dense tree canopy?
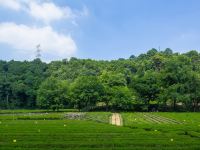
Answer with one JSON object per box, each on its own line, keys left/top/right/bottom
{"left": 1, "top": 49, "right": 200, "bottom": 111}
{"left": 37, "top": 77, "right": 69, "bottom": 111}
{"left": 70, "top": 76, "right": 104, "bottom": 110}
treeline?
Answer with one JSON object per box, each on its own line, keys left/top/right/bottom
{"left": 1, "top": 48, "right": 200, "bottom": 111}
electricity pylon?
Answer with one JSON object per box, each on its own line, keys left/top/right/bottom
{"left": 36, "top": 44, "right": 41, "bottom": 59}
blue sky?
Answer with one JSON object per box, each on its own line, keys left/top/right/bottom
{"left": 0, "top": 0, "right": 200, "bottom": 61}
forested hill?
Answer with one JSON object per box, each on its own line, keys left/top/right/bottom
{"left": 1, "top": 48, "right": 200, "bottom": 112}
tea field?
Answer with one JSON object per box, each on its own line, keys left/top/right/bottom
{"left": 0, "top": 111, "right": 200, "bottom": 150}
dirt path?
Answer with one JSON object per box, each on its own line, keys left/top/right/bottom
{"left": 111, "top": 113, "right": 123, "bottom": 126}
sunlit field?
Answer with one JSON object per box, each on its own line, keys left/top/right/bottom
{"left": 1, "top": 0, "right": 200, "bottom": 149}
{"left": 1, "top": 111, "right": 200, "bottom": 150}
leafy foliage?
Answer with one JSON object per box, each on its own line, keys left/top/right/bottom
{"left": 1, "top": 49, "right": 200, "bottom": 111}
{"left": 37, "top": 77, "right": 69, "bottom": 111}
{"left": 70, "top": 76, "right": 104, "bottom": 110}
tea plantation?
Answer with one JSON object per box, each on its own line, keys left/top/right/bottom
{"left": 0, "top": 111, "right": 200, "bottom": 150}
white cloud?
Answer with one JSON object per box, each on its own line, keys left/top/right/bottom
{"left": 0, "top": 22, "right": 77, "bottom": 60}
{"left": 0, "top": 0, "right": 21, "bottom": 10}
{"left": 0, "top": 0, "right": 89, "bottom": 24}
{"left": 28, "top": 1, "right": 74, "bottom": 23}
{"left": 0, "top": 1, "right": 89, "bottom": 60}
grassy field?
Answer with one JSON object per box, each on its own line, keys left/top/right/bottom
{"left": 0, "top": 110, "right": 200, "bottom": 150}
{"left": 0, "top": 109, "right": 78, "bottom": 114}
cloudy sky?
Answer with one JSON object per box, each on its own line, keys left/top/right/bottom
{"left": 0, "top": 0, "right": 200, "bottom": 61}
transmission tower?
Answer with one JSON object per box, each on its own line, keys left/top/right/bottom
{"left": 36, "top": 44, "right": 41, "bottom": 59}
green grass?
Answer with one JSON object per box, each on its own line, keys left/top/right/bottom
{"left": 155, "top": 112, "right": 200, "bottom": 124}
{"left": 0, "top": 112, "right": 65, "bottom": 120}
{"left": 85, "top": 112, "right": 112, "bottom": 123}
{"left": 0, "top": 111, "right": 111, "bottom": 122}
{"left": 0, "top": 111, "right": 200, "bottom": 150}
{"left": 0, "top": 109, "right": 78, "bottom": 114}
{"left": 120, "top": 112, "right": 200, "bottom": 150}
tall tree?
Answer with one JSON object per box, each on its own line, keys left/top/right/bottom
{"left": 70, "top": 76, "right": 104, "bottom": 111}
{"left": 37, "top": 77, "right": 69, "bottom": 111}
